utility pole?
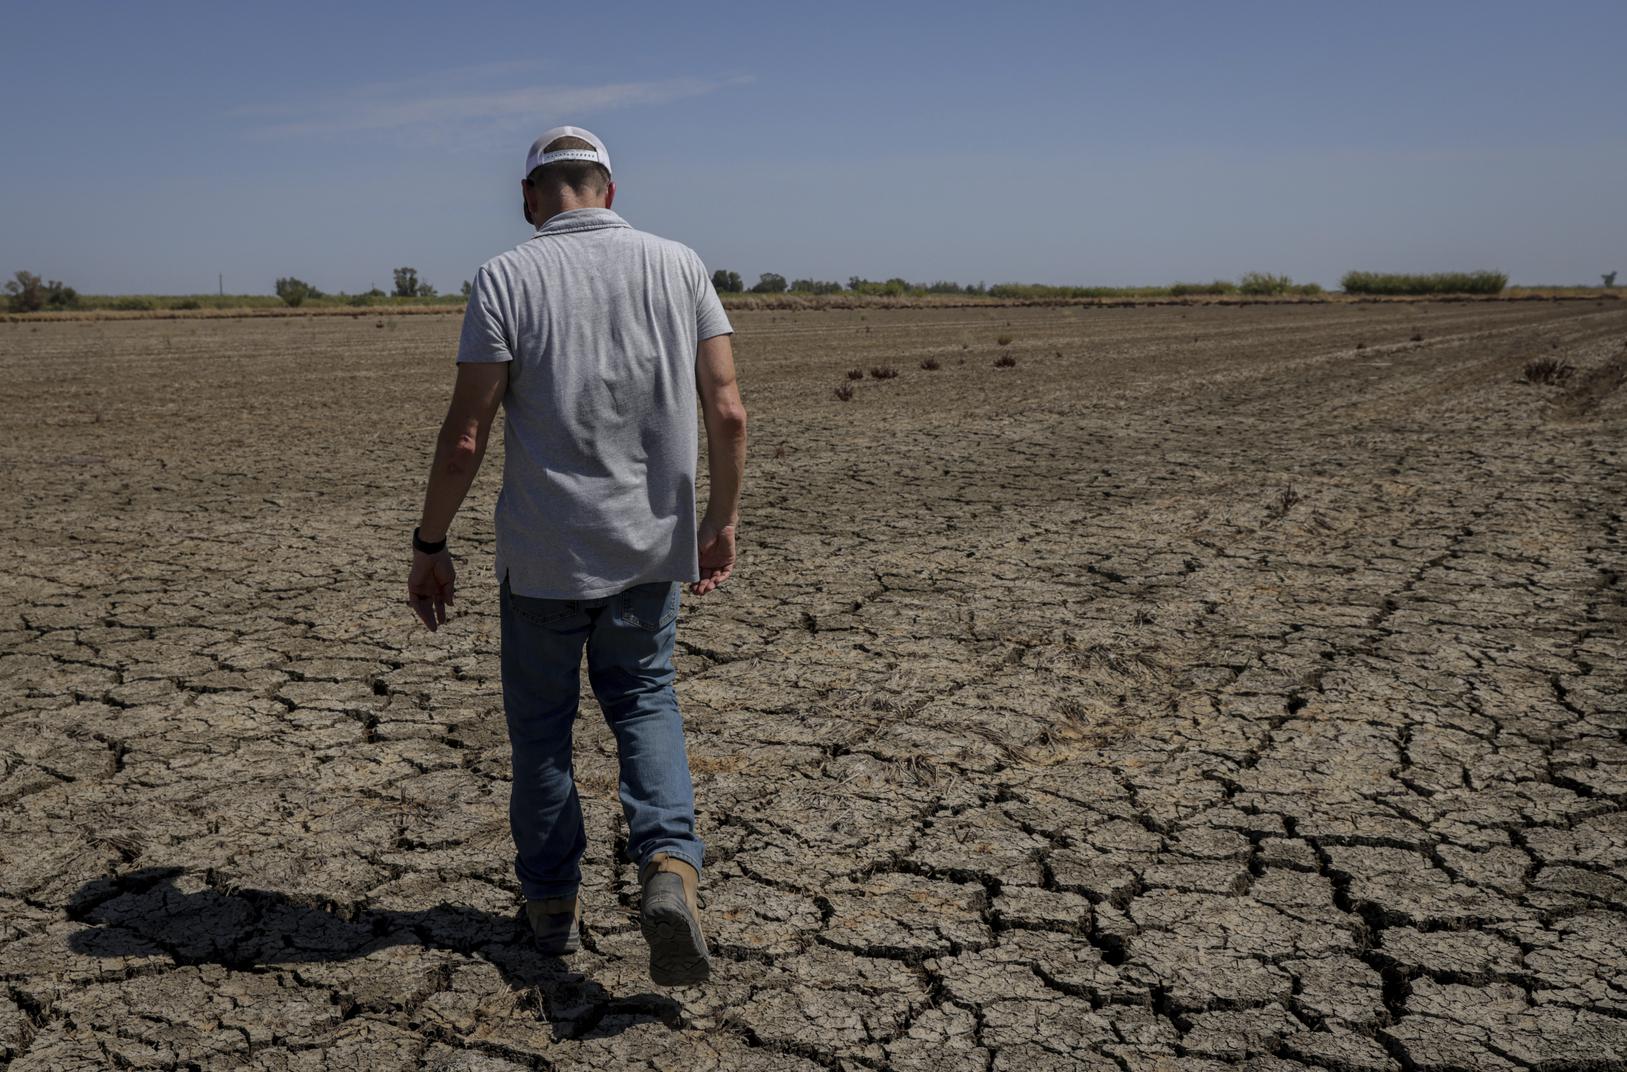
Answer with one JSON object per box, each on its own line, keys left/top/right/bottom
{"left": 218, "top": 273, "right": 224, "bottom": 297}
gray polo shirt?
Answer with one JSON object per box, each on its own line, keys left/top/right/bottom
{"left": 456, "top": 207, "right": 734, "bottom": 599}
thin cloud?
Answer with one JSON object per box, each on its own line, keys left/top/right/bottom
{"left": 253, "top": 77, "right": 736, "bottom": 138}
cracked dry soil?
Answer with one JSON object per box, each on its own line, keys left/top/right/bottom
{"left": 1, "top": 301, "right": 1625, "bottom": 1071}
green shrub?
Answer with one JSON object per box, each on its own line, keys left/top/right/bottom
{"left": 1169, "top": 280, "right": 1236, "bottom": 296}
{"left": 275, "top": 277, "right": 314, "bottom": 307}
{"left": 789, "top": 278, "right": 843, "bottom": 294}
{"left": 4, "top": 271, "right": 78, "bottom": 311}
{"left": 1340, "top": 271, "right": 1506, "bottom": 295}
{"left": 108, "top": 296, "right": 153, "bottom": 310}
{"left": 1238, "top": 272, "right": 1296, "bottom": 296}
{"left": 393, "top": 267, "right": 435, "bottom": 298}
{"left": 4, "top": 271, "right": 44, "bottom": 312}
{"left": 846, "top": 276, "right": 910, "bottom": 296}
{"left": 989, "top": 283, "right": 1137, "bottom": 299}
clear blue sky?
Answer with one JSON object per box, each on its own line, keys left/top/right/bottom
{"left": 3, "top": 1, "right": 1622, "bottom": 294}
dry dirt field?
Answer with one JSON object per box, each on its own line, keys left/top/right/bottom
{"left": 2, "top": 301, "right": 1625, "bottom": 1071}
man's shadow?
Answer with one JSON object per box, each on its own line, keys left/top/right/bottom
{"left": 66, "top": 867, "right": 680, "bottom": 1040}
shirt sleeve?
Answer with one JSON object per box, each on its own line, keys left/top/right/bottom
{"left": 456, "top": 265, "right": 514, "bottom": 363}
{"left": 693, "top": 253, "right": 734, "bottom": 341}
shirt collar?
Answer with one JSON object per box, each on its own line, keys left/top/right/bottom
{"left": 532, "top": 207, "right": 630, "bottom": 237}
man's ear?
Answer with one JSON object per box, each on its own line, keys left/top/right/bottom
{"left": 521, "top": 179, "right": 534, "bottom": 225}
{"left": 604, "top": 181, "right": 615, "bottom": 210}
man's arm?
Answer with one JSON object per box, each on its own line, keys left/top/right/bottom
{"left": 407, "top": 361, "right": 509, "bottom": 630}
{"left": 694, "top": 333, "right": 747, "bottom": 596}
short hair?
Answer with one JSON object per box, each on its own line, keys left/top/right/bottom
{"left": 525, "top": 135, "right": 610, "bottom": 195}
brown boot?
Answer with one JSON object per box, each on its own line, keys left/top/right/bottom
{"left": 525, "top": 893, "right": 582, "bottom": 955}
{"left": 638, "top": 852, "right": 710, "bottom": 986}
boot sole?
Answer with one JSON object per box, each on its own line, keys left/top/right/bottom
{"left": 641, "top": 896, "right": 711, "bottom": 986}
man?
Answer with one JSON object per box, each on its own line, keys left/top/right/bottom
{"left": 405, "top": 125, "right": 746, "bottom": 988}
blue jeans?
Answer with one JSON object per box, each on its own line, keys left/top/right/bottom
{"left": 498, "top": 573, "right": 704, "bottom": 901}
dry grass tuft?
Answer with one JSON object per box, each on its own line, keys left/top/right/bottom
{"left": 920, "top": 357, "right": 940, "bottom": 370}
{"left": 996, "top": 334, "right": 1014, "bottom": 346}
{"left": 846, "top": 368, "right": 864, "bottom": 380}
{"left": 1266, "top": 483, "right": 1301, "bottom": 519}
{"left": 994, "top": 354, "right": 1017, "bottom": 368}
{"left": 1521, "top": 357, "right": 1576, "bottom": 385}
{"left": 834, "top": 383, "right": 855, "bottom": 401}
{"left": 869, "top": 366, "right": 899, "bottom": 380}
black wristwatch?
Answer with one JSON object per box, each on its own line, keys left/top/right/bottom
{"left": 413, "top": 527, "right": 447, "bottom": 555}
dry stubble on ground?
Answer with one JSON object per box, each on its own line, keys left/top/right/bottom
{"left": 1, "top": 301, "right": 1625, "bottom": 1071}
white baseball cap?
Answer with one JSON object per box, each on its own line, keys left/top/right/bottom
{"left": 524, "top": 125, "right": 612, "bottom": 179}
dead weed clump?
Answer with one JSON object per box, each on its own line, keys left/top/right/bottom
{"left": 996, "top": 334, "right": 1014, "bottom": 346}
{"left": 834, "top": 384, "right": 855, "bottom": 401}
{"left": 1521, "top": 356, "right": 1576, "bottom": 385}
{"left": 1266, "top": 483, "right": 1301, "bottom": 519}
{"left": 846, "top": 368, "right": 864, "bottom": 381}
{"left": 994, "top": 354, "right": 1017, "bottom": 368}
{"left": 920, "top": 357, "right": 941, "bottom": 370}
{"left": 869, "top": 366, "right": 899, "bottom": 380}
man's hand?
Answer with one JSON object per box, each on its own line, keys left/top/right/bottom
{"left": 407, "top": 548, "right": 456, "bottom": 631}
{"left": 691, "top": 521, "right": 736, "bottom": 596}
{"left": 407, "top": 361, "right": 505, "bottom": 632}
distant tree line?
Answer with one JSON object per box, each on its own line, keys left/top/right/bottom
{"left": 699, "top": 268, "right": 1542, "bottom": 299}
{"left": 2, "top": 267, "right": 462, "bottom": 312}
{"left": 711, "top": 270, "right": 991, "bottom": 297}
{"left": 1339, "top": 271, "right": 1507, "bottom": 296}
{"left": 268, "top": 267, "right": 438, "bottom": 306}
{"left": 15, "top": 263, "right": 1609, "bottom": 314}
{"left": 704, "top": 270, "right": 1327, "bottom": 299}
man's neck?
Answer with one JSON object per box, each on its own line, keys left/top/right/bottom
{"left": 538, "top": 196, "right": 609, "bottom": 225}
